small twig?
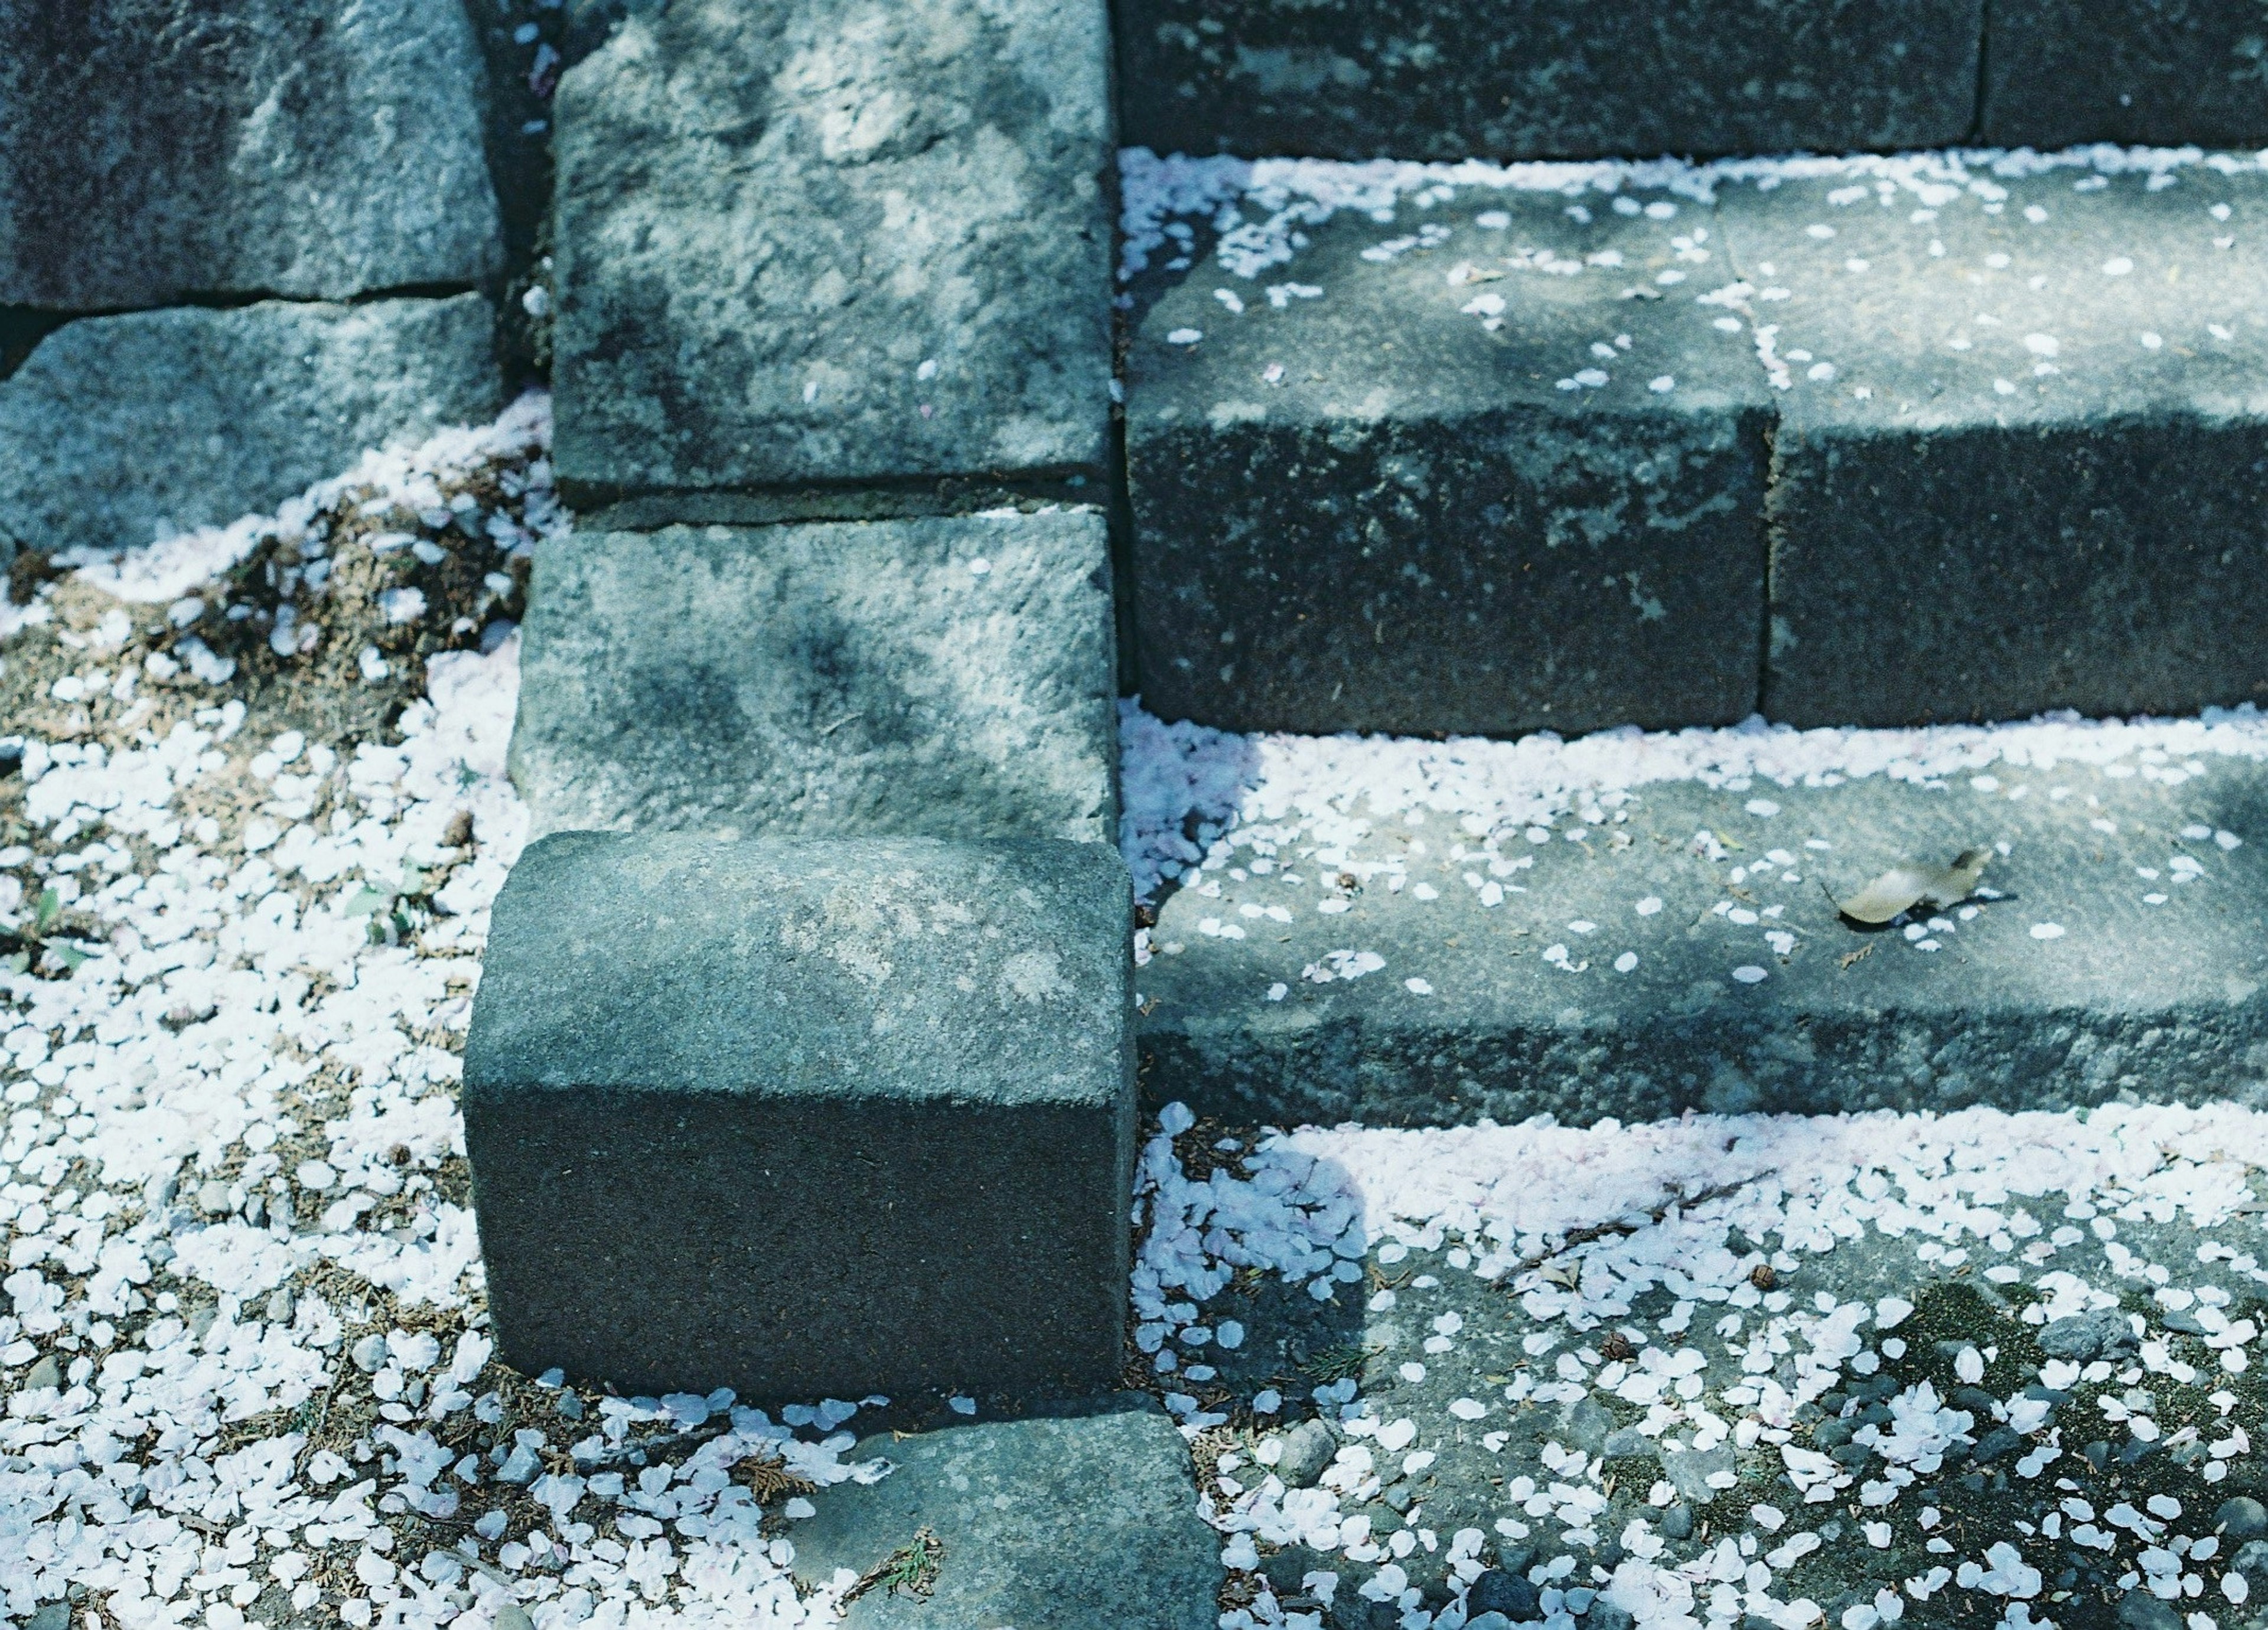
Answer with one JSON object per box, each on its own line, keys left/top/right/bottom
{"left": 843, "top": 1527, "right": 944, "bottom": 1605}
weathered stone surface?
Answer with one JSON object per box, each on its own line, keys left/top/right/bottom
{"left": 790, "top": 1399, "right": 1219, "bottom": 1629}
{"left": 1719, "top": 162, "right": 2268, "bottom": 728}
{"left": 0, "top": 296, "right": 500, "bottom": 562}
{"left": 463, "top": 832, "right": 1135, "bottom": 1400}
{"left": 551, "top": 0, "right": 1113, "bottom": 505}
{"left": 1126, "top": 172, "right": 1769, "bottom": 738}
{"left": 1114, "top": 0, "right": 1979, "bottom": 164}
{"left": 510, "top": 510, "right": 1116, "bottom": 842}
{"left": 1984, "top": 1, "right": 2268, "bottom": 149}
{"left": 0, "top": 0, "right": 500, "bottom": 308}
{"left": 1126, "top": 155, "right": 2268, "bottom": 736}
{"left": 1137, "top": 754, "right": 2268, "bottom": 1126}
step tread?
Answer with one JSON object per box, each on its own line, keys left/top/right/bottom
{"left": 1719, "top": 159, "right": 2266, "bottom": 418}
{"left": 1126, "top": 706, "right": 2268, "bottom": 1124}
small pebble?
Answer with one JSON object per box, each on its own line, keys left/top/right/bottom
{"left": 1273, "top": 1417, "right": 1336, "bottom": 1489}
{"left": 2217, "top": 1496, "right": 2268, "bottom": 1540}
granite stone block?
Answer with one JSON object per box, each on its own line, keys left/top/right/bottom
{"left": 1125, "top": 173, "right": 1769, "bottom": 738}
{"left": 463, "top": 832, "right": 1135, "bottom": 1400}
{"left": 0, "top": 296, "right": 501, "bottom": 563}
{"left": 510, "top": 510, "right": 1116, "bottom": 842}
{"left": 551, "top": 0, "right": 1114, "bottom": 505}
{"left": 791, "top": 1399, "right": 1219, "bottom": 1629}
{"left": 1137, "top": 758, "right": 2268, "bottom": 1126}
{"left": 1983, "top": 0, "right": 2268, "bottom": 150}
{"left": 1717, "top": 162, "right": 2268, "bottom": 727}
{"left": 0, "top": 0, "right": 500, "bottom": 308}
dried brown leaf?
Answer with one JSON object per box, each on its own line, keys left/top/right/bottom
{"left": 1834, "top": 848, "right": 1992, "bottom": 925}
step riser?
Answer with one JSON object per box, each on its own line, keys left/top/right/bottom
{"left": 1143, "top": 1009, "right": 2268, "bottom": 1129}
{"left": 1133, "top": 406, "right": 1771, "bottom": 738}
{"left": 1116, "top": 0, "right": 2267, "bottom": 163}
{"left": 1765, "top": 418, "right": 2268, "bottom": 728}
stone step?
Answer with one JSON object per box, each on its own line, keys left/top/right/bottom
{"left": 791, "top": 1398, "right": 1220, "bottom": 1628}
{"left": 510, "top": 510, "right": 1119, "bottom": 842}
{"left": 1123, "top": 148, "right": 2268, "bottom": 736}
{"left": 464, "top": 832, "right": 1135, "bottom": 1401}
{"left": 1115, "top": 0, "right": 2267, "bottom": 164}
{"left": 1123, "top": 704, "right": 2268, "bottom": 1126}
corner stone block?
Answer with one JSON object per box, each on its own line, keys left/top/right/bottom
{"left": 509, "top": 509, "right": 1117, "bottom": 842}
{"left": 550, "top": 0, "right": 1115, "bottom": 506}
{"left": 1719, "top": 160, "right": 2268, "bottom": 728}
{"left": 0, "top": 0, "right": 501, "bottom": 308}
{"left": 1983, "top": 1, "right": 2268, "bottom": 150}
{"left": 462, "top": 833, "right": 1136, "bottom": 1401}
{"left": 1125, "top": 169, "right": 1768, "bottom": 738}
{"left": 1114, "top": 0, "right": 1979, "bottom": 163}
{"left": 0, "top": 296, "right": 502, "bottom": 563}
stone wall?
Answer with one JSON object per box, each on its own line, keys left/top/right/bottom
{"left": 0, "top": 0, "right": 546, "bottom": 566}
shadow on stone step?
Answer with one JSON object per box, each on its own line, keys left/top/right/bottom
{"left": 1123, "top": 705, "right": 1266, "bottom": 907}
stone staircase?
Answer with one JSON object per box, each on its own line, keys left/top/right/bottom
{"left": 506, "top": 0, "right": 2268, "bottom": 1118}
{"left": 450, "top": 7, "right": 2268, "bottom": 1613}
{"left": 45, "top": 0, "right": 2230, "bottom": 1618}
{"left": 1112, "top": 0, "right": 2268, "bottom": 161}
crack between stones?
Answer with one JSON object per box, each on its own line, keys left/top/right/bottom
{"left": 1710, "top": 209, "right": 1790, "bottom": 722}
{"left": 564, "top": 469, "right": 1112, "bottom": 535}
{"left": 1970, "top": 0, "right": 1997, "bottom": 144}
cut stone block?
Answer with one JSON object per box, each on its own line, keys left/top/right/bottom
{"left": 1125, "top": 169, "right": 1769, "bottom": 738}
{"left": 510, "top": 510, "right": 1116, "bottom": 842}
{"left": 790, "top": 1399, "right": 1220, "bottom": 1629}
{"left": 1718, "top": 160, "right": 2268, "bottom": 728}
{"left": 1983, "top": 1, "right": 2268, "bottom": 150}
{"left": 551, "top": 0, "right": 1113, "bottom": 506}
{"left": 1114, "top": 0, "right": 1979, "bottom": 164}
{"left": 0, "top": 296, "right": 501, "bottom": 563}
{"left": 0, "top": 0, "right": 501, "bottom": 308}
{"left": 1133, "top": 732, "right": 2268, "bottom": 1126}
{"left": 464, "top": 832, "right": 1135, "bottom": 1400}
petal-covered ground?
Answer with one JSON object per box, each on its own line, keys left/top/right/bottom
{"left": 5, "top": 405, "right": 2267, "bottom": 1630}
